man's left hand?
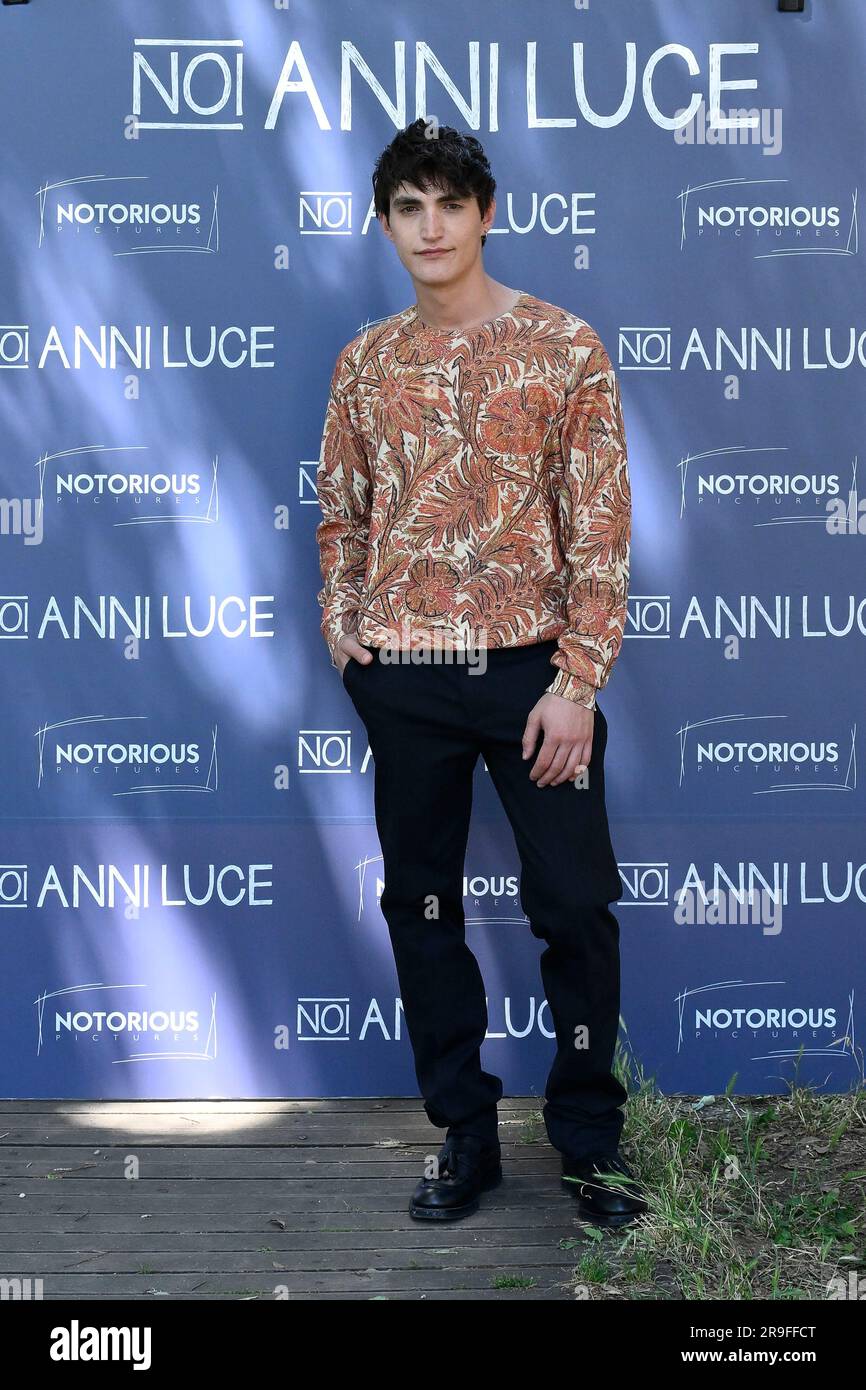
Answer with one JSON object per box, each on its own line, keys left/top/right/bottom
{"left": 522, "top": 693, "right": 594, "bottom": 787}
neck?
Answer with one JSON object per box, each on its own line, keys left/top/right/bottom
{"left": 413, "top": 273, "right": 516, "bottom": 332}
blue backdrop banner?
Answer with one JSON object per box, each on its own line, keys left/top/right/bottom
{"left": 0, "top": 0, "right": 862, "bottom": 1101}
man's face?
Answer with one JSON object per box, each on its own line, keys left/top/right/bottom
{"left": 379, "top": 180, "right": 495, "bottom": 286}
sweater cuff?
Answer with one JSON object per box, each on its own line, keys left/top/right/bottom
{"left": 545, "top": 668, "right": 598, "bottom": 710}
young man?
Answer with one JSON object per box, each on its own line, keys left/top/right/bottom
{"left": 315, "top": 119, "right": 646, "bottom": 1228}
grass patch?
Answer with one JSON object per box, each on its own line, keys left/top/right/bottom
{"left": 559, "top": 1024, "right": 866, "bottom": 1300}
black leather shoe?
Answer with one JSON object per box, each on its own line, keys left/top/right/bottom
{"left": 560, "top": 1151, "right": 648, "bottom": 1228}
{"left": 409, "top": 1135, "right": 502, "bottom": 1222}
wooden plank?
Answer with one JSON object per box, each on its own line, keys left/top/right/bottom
{"left": 36, "top": 1287, "right": 575, "bottom": 1300}
{"left": 0, "top": 1199, "right": 575, "bottom": 1220}
{"left": 0, "top": 1228, "right": 589, "bottom": 1253}
{"left": 1, "top": 1172, "right": 565, "bottom": 1193}
{"left": 0, "top": 1206, "right": 579, "bottom": 1232}
{"left": 0, "top": 1142, "right": 549, "bottom": 1160}
{"left": 2, "top": 1168, "right": 569, "bottom": 1192}
{"left": 0, "top": 1244, "right": 584, "bottom": 1274}
{"left": 0, "top": 1122, "right": 546, "bottom": 1144}
{"left": 0, "top": 1140, "right": 556, "bottom": 1160}
{"left": 0, "top": 1269, "right": 577, "bottom": 1295}
{"left": 0, "top": 1145, "right": 558, "bottom": 1178}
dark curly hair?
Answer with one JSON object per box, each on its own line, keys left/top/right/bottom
{"left": 372, "top": 118, "right": 497, "bottom": 246}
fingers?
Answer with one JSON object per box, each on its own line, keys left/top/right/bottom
{"left": 531, "top": 737, "right": 592, "bottom": 787}
{"left": 551, "top": 742, "right": 591, "bottom": 786}
{"left": 521, "top": 711, "right": 542, "bottom": 761}
{"left": 338, "top": 633, "right": 373, "bottom": 666}
{"left": 530, "top": 739, "right": 569, "bottom": 787}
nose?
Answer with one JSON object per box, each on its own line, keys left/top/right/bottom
{"left": 420, "top": 212, "right": 444, "bottom": 242}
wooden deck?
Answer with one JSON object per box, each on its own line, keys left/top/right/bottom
{"left": 0, "top": 1099, "right": 596, "bottom": 1300}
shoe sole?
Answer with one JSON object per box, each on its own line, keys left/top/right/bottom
{"left": 409, "top": 1164, "right": 503, "bottom": 1221}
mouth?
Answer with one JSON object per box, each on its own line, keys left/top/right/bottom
{"left": 417, "top": 249, "right": 452, "bottom": 257}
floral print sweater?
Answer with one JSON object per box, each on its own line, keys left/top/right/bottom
{"left": 315, "top": 289, "right": 631, "bottom": 710}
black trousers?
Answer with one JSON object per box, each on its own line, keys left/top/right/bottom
{"left": 341, "top": 636, "right": 628, "bottom": 1160}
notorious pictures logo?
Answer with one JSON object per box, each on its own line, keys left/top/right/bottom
{"left": 677, "top": 445, "right": 854, "bottom": 528}
{"left": 36, "top": 446, "right": 220, "bottom": 529}
{"left": 36, "top": 174, "right": 220, "bottom": 257}
{"left": 350, "top": 848, "right": 524, "bottom": 927}
{"left": 676, "top": 712, "right": 856, "bottom": 796}
{"left": 35, "top": 983, "right": 218, "bottom": 1062}
{"left": 676, "top": 177, "right": 857, "bottom": 258}
{"left": 35, "top": 715, "right": 219, "bottom": 798}
{"left": 675, "top": 980, "right": 856, "bottom": 1070}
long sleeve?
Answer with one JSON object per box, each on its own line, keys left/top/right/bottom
{"left": 544, "top": 335, "right": 631, "bottom": 710}
{"left": 315, "top": 354, "right": 373, "bottom": 668}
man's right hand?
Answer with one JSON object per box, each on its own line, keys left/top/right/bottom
{"left": 336, "top": 633, "right": 374, "bottom": 677}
